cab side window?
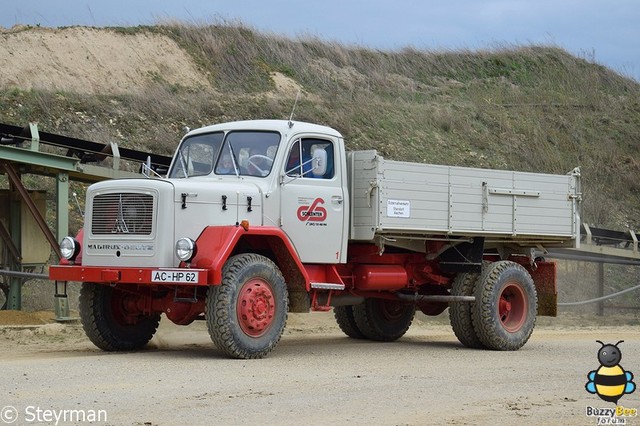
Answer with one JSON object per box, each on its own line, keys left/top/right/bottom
{"left": 285, "top": 138, "right": 334, "bottom": 179}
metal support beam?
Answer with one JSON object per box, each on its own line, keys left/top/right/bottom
{"left": 110, "top": 142, "right": 120, "bottom": 170}
{"left": 0, "top": 270, "right": 47, "bottom": 280}
{"left": 0, "top": 220, "right": 21, "bottom": 264}
{"left": 7, "top": 195, "right": 21, "bottom": 310}
{"left": 29, "top": 122, "right": 40, "bottom": 151}
{"left": 597, "top": 263, "right": 605, "bottom": 316}
{"left": 7, "top": 277, "right": 21, "bottom": 310}
{"left": 2, "top": 161, "right": 62, "bottom": 259}
{"left": 0, "top": 144, "right": 79, "bottom": 172}
{"left": 55, "top": 172, "right": 70, "bottom": 320}
{"left": 56, "top": 173, "right": 69, "bottom": 244}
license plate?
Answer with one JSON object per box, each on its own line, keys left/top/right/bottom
{"left": 151, "top": 270, "right": 199, "bottom": 283}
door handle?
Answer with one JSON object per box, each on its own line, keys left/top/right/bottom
{"left": 332, "top": 196, "right": 344, "bottom": 204}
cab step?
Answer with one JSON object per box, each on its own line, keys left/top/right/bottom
{"left": 310, "top": 282, "right": 345, "bottom": 291}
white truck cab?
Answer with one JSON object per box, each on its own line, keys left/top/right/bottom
{"left": 167, "top": 120, "right": 350, "bottom": 264}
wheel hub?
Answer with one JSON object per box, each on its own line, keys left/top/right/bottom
{"left": 380, "top": 300, "right": 406, "bottom": 322}
{"left": 499, "top": 299, "right": 512, "bottom": 316}
{"left": 115, "top": 292, "right": 145, "bottom": 325}
{"left": 498, "top": 282, "right": 527, "bottom": 333}
{"left": 237, "top": 279, "right": 275, "bottom": 337}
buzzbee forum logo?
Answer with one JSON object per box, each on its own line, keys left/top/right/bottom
{"left": 586, "top": 341, "right": 635, "bottom": 403}
{"left": 585, "top": 340, "right": 637, "bottom": 424}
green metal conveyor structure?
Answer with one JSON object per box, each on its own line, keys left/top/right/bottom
{"left": 0, "top": 122, "right": 171, "bottom": 318}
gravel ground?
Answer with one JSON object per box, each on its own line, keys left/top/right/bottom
{"left": 1, "top": 311, "right": 639, "bottom": 425}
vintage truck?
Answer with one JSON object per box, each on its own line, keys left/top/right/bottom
{"left": 50, "top": 119, "right": 581, "bottom": 359}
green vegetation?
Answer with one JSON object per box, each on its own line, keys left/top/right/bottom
{"left": 1, "top": 22, "right": 639, "bottom": 229}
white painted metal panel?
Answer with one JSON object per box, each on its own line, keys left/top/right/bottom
{"left": 348, "top": 150, "right": 579, "bottom": 243}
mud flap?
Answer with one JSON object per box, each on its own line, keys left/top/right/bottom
{"left": 526, "top": 261, "right": 557, "bottom": 317}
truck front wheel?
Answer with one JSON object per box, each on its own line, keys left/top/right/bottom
{"left": 352, "top": 298, "right": 415, "bottom": 342}
{"left": 472, "top": 261, "right": 537, "bottom": 350}
{"left": 79, "top": 282, "right": 160, "bottom": 351}
{"left": 206, "top": 254, "right": 288, "bottom": 359}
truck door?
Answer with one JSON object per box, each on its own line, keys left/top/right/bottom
{"left": 280, "top": 136, "right": 347, "bottom": 264}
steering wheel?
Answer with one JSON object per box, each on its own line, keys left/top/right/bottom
{"left": 247, "top": 154, "right": 274, "bottom": 176}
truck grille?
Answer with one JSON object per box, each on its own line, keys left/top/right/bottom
{"left": 91, "top": 193, "right": 154, "bottom": 235}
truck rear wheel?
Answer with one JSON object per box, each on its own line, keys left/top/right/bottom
{"left": 79, "top": 282, "right": 160, "bottom": 351}
{"left": 206, "top": 254, "right": 288, "bottom": 359}
{"left": 352, "top": 299, "right": 415, "bottom": 342}
{"left": 472, "top": 261, "right": 537, "bottom": 350}
{"left": 334, "top": 305, "right": 366, "bottom": 339}
{"left": 449, "top": 272, "right": 485, "bottom": 349}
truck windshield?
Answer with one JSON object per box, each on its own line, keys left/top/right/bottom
{"left": 169, "top": 132, "right": 224, "bottom": 178}
{"left": 169, "top": 130, "right": 281, "bottom": 178}
{"left": 215, "top": 131, "right": 281, "bottom": 177}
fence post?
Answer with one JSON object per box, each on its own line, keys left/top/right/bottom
{"left": 597, "top": 263, "right": 605, "bottom": 316}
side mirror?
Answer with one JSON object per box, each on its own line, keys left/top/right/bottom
{"left": 312, "top": 148, "right": 327, "bottom": 177}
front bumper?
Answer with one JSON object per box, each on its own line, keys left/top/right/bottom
{"left": 49, "top": 265, "right": 210, "bottom": 285}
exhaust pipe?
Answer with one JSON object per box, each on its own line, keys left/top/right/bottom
{"left": 395, "top": 293, "right": 475, "bottom": 303}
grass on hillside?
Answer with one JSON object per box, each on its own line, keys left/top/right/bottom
{"left": 0, "top": 21, "right": 639, "bottom": 230}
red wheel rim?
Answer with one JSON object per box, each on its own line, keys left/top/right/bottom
{"left": 237, "top": 278, "right": 276, "bottom": 337}
{"left": 498, "top": 282, "right": 527, "bottom": 333}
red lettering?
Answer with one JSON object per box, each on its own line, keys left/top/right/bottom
{"left": 297, "top": 198, "right": 327, "bottom": 222}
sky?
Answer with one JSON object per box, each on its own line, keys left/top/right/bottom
{"left": 1, "top": 0, "right": 639, "bottom": 82}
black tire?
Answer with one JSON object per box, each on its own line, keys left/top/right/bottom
{"left": 352, "top": 298, "right": 415, "bottom": 342}
{"left": 206, "top": 253, "right": 288, "bottom": 359}
{"left": 472, "top": 261, "right": 537, "bottom": 350}
{"left": 449, "top": 272, "right": 485, "bottom": 349}
{"left": 334, "top": 305, "right": 366, "bottom": 339}
{"left": 79, "top": 282, "right": 160, "bottom": 351}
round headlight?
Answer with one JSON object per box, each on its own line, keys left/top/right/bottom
{"left": 175, "top": 238, "right": 196, "bottom": 262}
{"left": 60, "top": 236, "right": 80, "bottom": 261}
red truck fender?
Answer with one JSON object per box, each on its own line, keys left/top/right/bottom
{"left": 191, "top": 224, "right": 310, "bottom": 290}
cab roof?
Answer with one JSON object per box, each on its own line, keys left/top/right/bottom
{"left": 186, "top": 120, "right": 343, "bottom": 139}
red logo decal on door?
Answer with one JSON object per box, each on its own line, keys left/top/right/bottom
{"left": 297, "top": 198, "right": 327, "bottom": 222}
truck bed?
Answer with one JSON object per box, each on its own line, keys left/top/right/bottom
{"left": 347, "top": 150, "right": 580, "bottom": 246}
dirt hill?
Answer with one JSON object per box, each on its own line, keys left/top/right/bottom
{"left": 0, "top": 26, "right": 210, "bottom": 94}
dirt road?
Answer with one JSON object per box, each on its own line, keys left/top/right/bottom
{"left": 1, "top": 312, "right": 639, "bottom": 425}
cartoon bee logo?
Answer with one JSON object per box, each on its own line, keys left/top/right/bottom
{"left": 585, "top": 340, "right": 635, "bottom": 403}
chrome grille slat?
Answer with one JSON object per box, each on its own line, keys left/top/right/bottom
{"left": 91, "top": 193, "right": 154, "bottom": 235}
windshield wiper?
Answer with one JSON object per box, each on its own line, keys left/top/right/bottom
{"left": 227, "top": 143, "right": 240, "bottom": 177}
{"left": 178, "top": 149, "right": 189, "bottom": 178}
